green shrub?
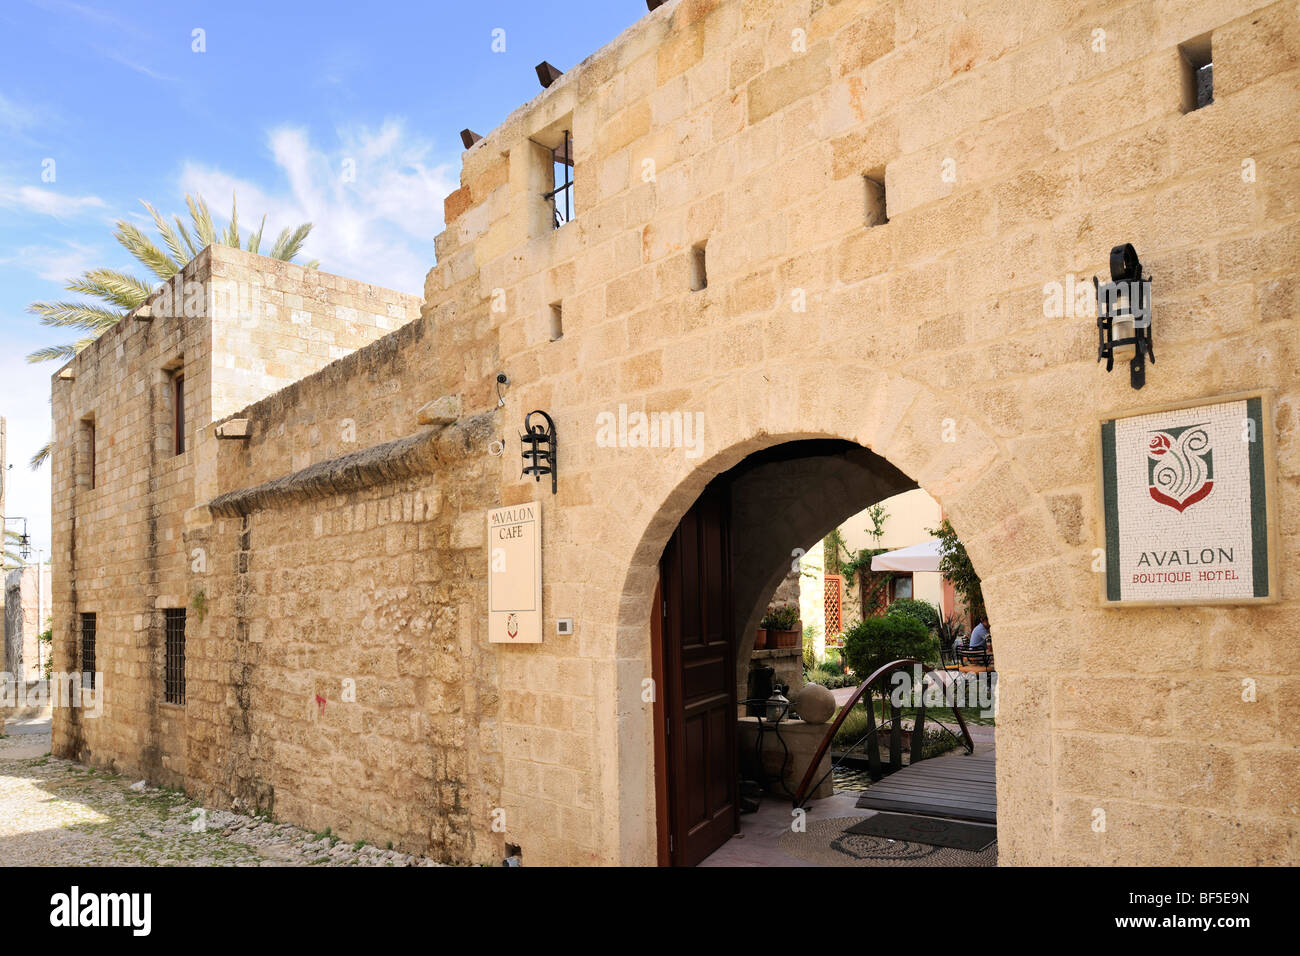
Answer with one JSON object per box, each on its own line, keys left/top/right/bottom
{"left": 842, "top": 613, "right": 937, "bottom": 678}
{"left": 832, "top": 705, "right": 872, "bottom": 748}
{"left": 885, "top": 598, "right": 940, "bottom": 631}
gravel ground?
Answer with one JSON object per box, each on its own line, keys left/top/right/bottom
{"left": 0, "top": 720, "right": 444, "bottom": 867}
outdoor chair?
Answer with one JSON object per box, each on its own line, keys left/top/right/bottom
{"left": 956, "top": 639, "right": 994, "bottom": 674}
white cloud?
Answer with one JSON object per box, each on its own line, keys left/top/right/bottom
{"left": 178, "top": 120, "right": 456, "bottom": 293}
{"left": 0, "top": 241, "right": 100, "bottom": 282}
{"left": 0, "top": 92, "right": 39, "bottom": 132}
{"left": 0, "top": 181, "right": 107, "bottom": 218}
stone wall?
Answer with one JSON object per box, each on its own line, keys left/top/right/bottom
{"left": 52, "top": 0, "right": 1300, "bottom": 867}
{"left": 51, "top": 247, "right": 422, "bottom": 794}
{"left": 4, "top": 565, "right": 50, "bottom": 681}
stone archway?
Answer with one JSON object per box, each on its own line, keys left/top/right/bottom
{"left": 601, "top": 369, "right": 1069, "bottom": 866}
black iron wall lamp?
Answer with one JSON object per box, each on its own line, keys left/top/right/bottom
{"left": 1094, "top": 243, "right": 1154, "bottom": 389}
{"left": 521, "top": 410, "right": 557, "bottom": 495}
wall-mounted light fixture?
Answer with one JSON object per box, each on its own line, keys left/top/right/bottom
{"left": 521, "top": 410, "right": 557, "bottom": 495}
{"left": 1094, "top": 243, "right": 1154, "bottom": 389}
{"left": 4, "top": 516, "right": 32, "bottom": 559}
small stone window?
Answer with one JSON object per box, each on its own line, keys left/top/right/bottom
{"left": 549, "top": 301, "right": 564, "bottom": 341}
{"left": 864, "top": 168, "right": 888, "bottom": 226}
{"left": 80, "top": 612, "right": 96, "bottom": 689}
{"left": 1179, "top": 34, "right": 1213, "bottom": 113}
{"left": 164, "top": 608, "right": 186, "bottom": 705}
{"left": 690, "top": 242, "right": 708, "bottom": 292}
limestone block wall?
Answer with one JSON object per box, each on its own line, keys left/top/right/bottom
{"left": 188, "top": 311, "right": 503, "bottom": 862}
{"left": 430, "top": 0, "right": 1299, "bottom": 865}
{"left": 207, "top": 246, "right": 421, "bottom": 420}
{"left": 51, "top": 248, "right": 422, "bottom": 789}
{"left": 50, "top": 252, "right": 216, "bottom": 777}
{"left": 50, "top": 0, "right": 1300, "bottom": 868}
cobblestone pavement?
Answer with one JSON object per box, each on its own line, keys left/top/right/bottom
{"left": 0, "top": 720, "right": 444, "bottom": 867}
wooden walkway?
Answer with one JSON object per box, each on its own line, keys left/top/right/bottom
{"left": 854, "top": 752, "right": 997, "bottom": 824}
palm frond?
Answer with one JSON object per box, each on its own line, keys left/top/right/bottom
{"left": 269, "top": 222, "right": 313, "bottom": 262}
{"left": 142, "top": 200, "right": 189, "bottom": 264}
{"left": 115, "top": 221, "right": 179, "bottom": 281}
{"left": 26, "top": 344, "right": 79, "bottom": 364}
{"left": 65, "top": 269, "right": 151, "bottom": 311}
{"left": 186, "top": 193, "right": 216, "bottom": 248}
{"left": 26, "top": 334, "right": 98, "bottom": 363}
{"left": 26, "top": 300, "right": 124, "bottom": 331}
{"left": 29, "top": 440, "right": 52, "bottom": 470}
{"left": 223, "top": 191, "right": 240, "bottom": 247}
{"left": 173, "top": 215, "right": 199, "bottom": 259}
{"left": 246, "top": 214, "right": 266, "bottom": 255}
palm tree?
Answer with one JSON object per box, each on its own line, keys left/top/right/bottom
{"left": 26, "top": 193, "right": 317, "bottom": 467}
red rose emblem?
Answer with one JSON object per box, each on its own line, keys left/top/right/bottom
{"left": 1148, "top": 434, "right": 1171, "bottom": 456}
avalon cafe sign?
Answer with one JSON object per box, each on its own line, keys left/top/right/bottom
{"left": 488, "top": 502, "right": 543, "bottom": 643}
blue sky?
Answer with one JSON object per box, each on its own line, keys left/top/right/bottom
{"left": 1, "top": 0, "right": 645, "bottom": 560}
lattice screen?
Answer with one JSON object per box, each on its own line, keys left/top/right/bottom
{"left": 824, "top": 574, "right": 843, "bottom": 636}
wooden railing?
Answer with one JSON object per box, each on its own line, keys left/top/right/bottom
{"left": 792, "top": 658, "right": 975, "bottom": 807}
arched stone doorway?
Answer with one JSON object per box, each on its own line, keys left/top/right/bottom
{"left": 641, "top": 436, "right": 996, "bottom": 864}
{"left": 603, "top": 367, "right": 1058, "bottom": 865}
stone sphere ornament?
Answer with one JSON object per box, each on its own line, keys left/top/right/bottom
{"left": 795, "top": 683, "right": 836, "bottom": 725}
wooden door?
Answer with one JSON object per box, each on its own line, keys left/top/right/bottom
{"left": 659, "top": 482, "right": 736, "bottom": 866}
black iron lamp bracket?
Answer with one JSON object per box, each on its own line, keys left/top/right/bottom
{"left": 1093, "top": 242, "right": 1155, "bottom": 389}
{"left": 521, "top": 409, "right": 557, "bottom": 495}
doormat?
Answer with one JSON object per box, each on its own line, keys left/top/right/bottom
{"left": 777, "top": 817, "right": 996, "bottom": 867}
{"left": 846, "top": 813, "right": 996, "bottom": 851}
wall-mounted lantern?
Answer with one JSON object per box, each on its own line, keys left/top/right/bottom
{"left": 1094, "top": 243, "right": 1154, "bottom": 389}
{"left": 4, "top": 516, "right": 32, "bottom": 559}
{"left": 521, "top": 410, "right": 557, "bottom": 495}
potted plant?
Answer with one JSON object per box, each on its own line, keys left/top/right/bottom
{"left": 754, "top": 624, "right": 768, "bottom": 650}
{"left": 761, "top": 605, "right": 801, "bottom": 649}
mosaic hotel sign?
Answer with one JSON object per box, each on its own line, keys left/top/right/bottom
{"left": 1099, "top": 392, "right": 1277, "bottom": 606}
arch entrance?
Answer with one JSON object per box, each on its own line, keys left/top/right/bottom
{"left": 651, "top": 439, "right": 958, "bottom": 865}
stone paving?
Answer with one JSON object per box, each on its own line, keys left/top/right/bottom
{"left": 0, "top": 720, "right": 444, "bottom": 867}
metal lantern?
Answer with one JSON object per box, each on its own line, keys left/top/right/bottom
{"left": 765, "top": 684, "right": 789, "bottom": 723}
{"left": 4, "top": 516, "right": 31, "bottom": 560}
{"left": 520, "top": 410, "right": 557, "bottom": 495}
{"left": 1094, "top": 243, "right": 1154, "bottom": 389}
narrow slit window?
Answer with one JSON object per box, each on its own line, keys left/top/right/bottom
{"left": 1179, "top": 34, "right": 1213, "bottom": 113}
{"left": 81, "top": 418, "right": 96, "bottom": 489}
{"left": 164, "top": 608, "right": 186, "bottom": 705}
{"left": 80, "top": 613, "right": 96, "bottom": 689}
{"left": 690, "top": 242, "right": 708, "bottom": 292}
{"left": 864, "top": 168, "right": 888, "bottom": 226}
{"left": 549, "top": 302, "right": 564, "bottom": 341}
{"left": 173, "top": 372, "right": 186, "bottom": 455}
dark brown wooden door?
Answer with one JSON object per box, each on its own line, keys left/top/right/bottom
{"left": 660, "top": 482, "right": 737, "bottom": 866}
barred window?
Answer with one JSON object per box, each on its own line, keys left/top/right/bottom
{"left": 80, "top": 613, "right": 96, "bottom": 689}
{"left": 164, "top": 608, "right": 186, "bottom": 705}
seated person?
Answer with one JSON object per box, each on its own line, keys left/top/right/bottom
{"left": 967, "top": 618, "right": 990, "bottom": 651}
